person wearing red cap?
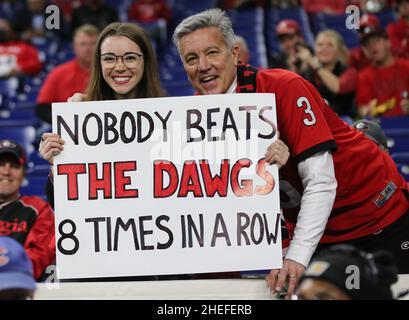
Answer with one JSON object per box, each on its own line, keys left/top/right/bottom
{"left": 0, "top": 140, "right": 55, "bottom": 281}
{"left": 357, "top": 25, "right": 409, "bottom": 117}
{"left": 348, "top": 13, "right": 381, "bottom": 71}
{"left": 387, "top": 0, "right": 409, "bottom": 59}
{"left": 268, "top": 19, "right": 312, "bottom": 74}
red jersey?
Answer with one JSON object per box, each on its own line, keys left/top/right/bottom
{"left": 0, "top": 41, "right": 42, "bottom": 75}
{"left": 357, "top": 58, "right": 409, "bottom": 117}
{"left": 387, "top": 18, "right": 409, "bottom": 59}
{"left": 236, "top": 64, "right": 409, "bottom": 243}
{"left": 0, "top": 196, "right": 55, "bottom": 280}
{"left": 37, "top": 59, "right": 90, "bottom": 104}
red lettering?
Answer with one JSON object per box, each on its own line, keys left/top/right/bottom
{"left": 255, "top": 159, "right": 275, "bottom": 195}
{"left": 114, "top": 162, "right": 138, "bottom": 198}
{"left": 199, "top": 159, "right": 230, "bottom": 197}
{"left": 231, "top": 159, "right": 253, "bottom": 197}
{"left": 57, "top": 163, "right": 87, "bottom": 200}
{"left": 88, "top": 163, "right": 112, "bottom": 199}
{"left": 178, "top": 161, "right": 203, "bottom": 197}
{"left": 153, "top": 160, "right": 179, "bottom": 198}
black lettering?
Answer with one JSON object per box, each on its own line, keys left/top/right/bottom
{"left": 211, "top": 213, "right": 231, "bottom": 247}
{"left": 114, "top": 218, "right": 139, "bottom": 251}
{"left": 187, "top": 214, "right": 204, "bottom": 248}
{"left": 83, "top": 113, "right": 103, "bottom": 146}
{"left": 222, "top": 108, "right": 239, "bottom": 140}
{"left": 137, "top": 111, "right": 154, "bottom": 143}
{"left": 57, "top": 115, "right": 78, "bottom": 145}
{"left": 139, "top": 215, "right": 154, "bottom": 250}
{"left": 250, "top": 213, "right": 264, "bottom": 245}
{"left": 104, "top": 113, "right": 119, "bottom": 144}
{"left": 239, "top": 106, "right": 256, "bottom": 140}
{"left": 237, "top": 212, "right": 251, "bottom": 246}
{"left": 207, "top": 108, "right": 220, "bottom": 141}
{"left": 264, "top": 213, "right": 280, "bottom": 245}
{"left": 186, "top": 109, "right": 205, "bottom": 142}
{"left": 120, "top": 112, "right": 136, "bottom": 143}
{"left": 258, "top": 106, "right": 276, "bottom": 139}
{"left": 85, "top": 217, "right": 105, "bottom": 252}
{"left": 154, "top": 110, "right": 172, "bottom": 142}
{"left": 156, "top": 215, "right": 173, "bottom": 249}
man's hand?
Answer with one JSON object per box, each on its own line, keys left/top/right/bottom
{"left": 265, "top": 259, "right": 306, "bottom": 299}
{"left": 264, "top": 139, "right": 290, "bottom": 168}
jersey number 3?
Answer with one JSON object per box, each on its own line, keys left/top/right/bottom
{"left": 297, "top": 97, "right": 317, "bottom": 126}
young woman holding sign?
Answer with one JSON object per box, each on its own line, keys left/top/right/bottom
{"left": 39, "top": 22, "right": 165, "bottom": 205}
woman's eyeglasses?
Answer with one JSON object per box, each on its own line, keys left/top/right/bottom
{"left": 100, "top": 52, "right": 143, "bottom": 69}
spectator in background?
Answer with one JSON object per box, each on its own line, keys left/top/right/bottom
{"left": 0, "top": 1, "right": 24, "bottom": 21}
{"left": 352, "top": 119, "right": 388, "bottom": 151}
{"left": 13, "top": 0, "right": 64, "bottom": 45}
{"left": 52, "top": 0, "right": 85, "bottom": 24}
{"left": 217, "top": 0, "right": 266, "bottom": 11}
{"left": 268, "top": 19, "right": 312, "bottom": 74}
{"left": 0, "top": 236, "right": 37, "bottom": 300}
{"left": 387, "top": 0, "right": 409, "bottom": 59}
{"left": 0, "top": 18, "right": 42, "bottom": 78}
{"left": 128, "top": 0, "right": 171, "bottom": 51}
{"left": 71, "top": 0, "right": 117, "bottom": 37}
{"left": 349, "top": 13, "right": 381, "bottom": 71}
{"left": 265, "top": 0, "right": 300, "bottom": 9}
{"left": 357, "top": 26, "right": 409, "bottom": 117}
{"left": 301, "top": 0, "right": 357, "bottom": 15}
{"left": 0, "top": 140, "right": 55, "bottom": 281}
{"left": 36, "top": 24, "right": 99, "bottom": 124}
{"left": 296, "top": 244, "right": 398, "bottom": 300}
{"left": 298, "top": 29, "right": 357, "bottom": 118}
{"left": 235, "top": 35, "right": 250, "bottom": 64}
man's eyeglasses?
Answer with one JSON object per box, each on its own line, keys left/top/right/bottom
{"left": 100, "top": 52, "right": 143, "bottom": 69}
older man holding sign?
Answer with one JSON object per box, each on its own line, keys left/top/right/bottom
{"left": 171, "top": 8, "right": 409, "bottom": 301}
{"left": 51, "top": 93, "right": 283, "bottom": 280}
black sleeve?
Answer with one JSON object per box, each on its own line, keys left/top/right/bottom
{"left": 36, "top": 103, "right": 52, "bottom": 124}
{"left": 45, "top": 175, "right": 54, "bottom": 210}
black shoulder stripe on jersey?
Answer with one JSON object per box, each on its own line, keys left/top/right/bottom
{"left": 237, "top": 63, "right": 258, "bottom": 93}
{"left": 293, "top": 140, "right": 338, "bottom": 164}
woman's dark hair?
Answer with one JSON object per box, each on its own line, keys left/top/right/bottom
{"left": 85, "top": 22, "right": 164, "bottom": 101}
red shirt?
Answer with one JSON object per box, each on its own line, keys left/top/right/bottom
{"left": 357, "top": 58, "right": 409, "bottom": 117}
{"left": 37, "top": 59, "right": 90, "bottom": 104}
{"left": 128, "top": 0, "right": 171, "bottom": 23}
{"left": 348, "top": 47, "right": 372, "bottom": 71}
{"left": 236, "top": 67, "right": 409, "bottom": 243}
{"left": 387, "top": 18, "right": 409, "bottom": 59}
{"left": 0, "top": 41, "right": 42, "bottom": 75}
{"left": 0, "top": 196, "right": 55, "bottom": 280}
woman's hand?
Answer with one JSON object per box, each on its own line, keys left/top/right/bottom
{"left": 67, "top": 93, "right": 86, "bottom": 102}
{"left": 39, "top": 133, "right": 65, "bottom": 165}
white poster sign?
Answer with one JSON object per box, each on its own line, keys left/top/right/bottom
{"left": 52, "top": 93, "right": 282, "bottom": 279}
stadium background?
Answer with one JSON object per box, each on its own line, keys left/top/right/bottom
{"left": 0, "top": 0, "right": 408, "bottom": 200}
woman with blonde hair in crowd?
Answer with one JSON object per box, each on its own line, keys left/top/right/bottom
{"left": 297, "top": 29, "right": 358, "bottom": 119}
